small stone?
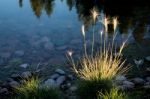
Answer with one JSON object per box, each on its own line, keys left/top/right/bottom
{"left": 15, "top": 50, "right": 24, "bottom": 57}
{"left": 69, "top": 86, "right": 77, "bottom": 92}
{"left": 9, "top": 81, "right": 20, "bottom": 88}
{"left": 7, "top": 78, "right": 14, "bottom": 82}
{"left": 41, "top": 36, "right": 50, "bottom": 42}
{"left": 132, "top": 77, "right": 145, "bottom": 85}
{"left": 44, "top": 79, "right": 57, "bottom": 88}
{"left": 146, "top": 77, "right": 150, "bottom": 82}
{"left": 123, "top": 81, "right": 135, "bottom": 89}
{"left": 70, "top": 39, "right": 82, "bottom": 44}
{"left": 0, "top": 88, "right": 8, "bottom": 94}
{"left": 115, "top": 75, "right": 126, "bottom": 81}
{"left": 0, "top": 52, "right": 11, "bottom": 59}
{"left": 56, "top": 76, "right": 66, "bottom": 86}
{"left": 55, "top": 69, "right": 65, "bottom": 75}
{"left": 21, "top": 71, "right": 32, "bottom": 79}
{"left": 20, "top": 63, "right": 28, "bottom": 68}
{"left": 44, "top": 42, "right": 54, "bottom": 50}
{"left": 145, "top": 56, "right": 150, "bottom": 61}
{"left": 11, "top": 74, "right": 20, "bottom": 79}
{"left": 50, "top": 74, "right": 60, "bottom": 80}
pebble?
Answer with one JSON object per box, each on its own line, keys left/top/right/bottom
{"left": 44, "top": 79, "right": 57, "bottom": 88}
{"left": 20, "top": 63, "right": 28, "bottom": 68}
{"left": 14, "top": 50, "right": 24, "bottom": 57}
{"left": 69, "top": 86, "right": 77, "bottom": 92}
{"left": 0, "top": 88, "right": 8, "bottom": 94}
{"left": 132, "top": 77, "right": 145, "bottom": 85}
{"left": 0, "top": 52, "right": 11, "bottom": 59}
{"left": 55, "top": 69, "right": 65, "bottom": 75}
{"left": 56, "top": 76, "right": 66, "bottom": 86}
{"left": 44, "top": 42, "right": 54, "bottom": 50}
{"left": 146, "top": 77, "right": 150, "bottom": 82}
{"left": 50, "top": 73, "right": 60, "bottom": 80}
{"left": 9, "top": 81, "right": 20, "bottom": 88}
{"left": 21, "top": 71, "right": 32, "bottom": 79}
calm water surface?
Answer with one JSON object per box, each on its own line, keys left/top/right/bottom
{"left": 0, "top": 0, "right": 150, "bottom": 80}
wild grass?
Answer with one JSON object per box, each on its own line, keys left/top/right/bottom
{"left": 97, "top": 88, "right": 127, "bottom": 99}
{"left": 67, "top": 7, "right": 130, "bottom": 99}
{"left": 13, "top": 77, "right": 61, "bottom": 99}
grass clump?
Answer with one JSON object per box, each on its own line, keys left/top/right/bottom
{"left": 13, "top": 77, "right": 61, "bottom": 99}
{"left": 97, "top": 88, "right": 127, "bottom": 99}
{"left": 67, "top": 7, "right": 130, "bottom": 99}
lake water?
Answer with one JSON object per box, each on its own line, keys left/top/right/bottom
{"left": 0, "top": 0, "right": 150, "bottom": 80}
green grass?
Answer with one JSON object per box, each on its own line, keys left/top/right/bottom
{"left": 13, "top": 77, "right": 62, "bottom": 99}
{"left": 97, "top": 88, "right": 127, "bottom": 99}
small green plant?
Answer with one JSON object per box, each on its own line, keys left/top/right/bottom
{"left": 13, "top": 77, "right": 61, "bottom": 99}
{"left": 97, "top": 88, "right": 127, "bottom": 99}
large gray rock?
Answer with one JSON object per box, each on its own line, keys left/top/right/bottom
{"left": 21, "top": 71, "right": 32, "bottom": 79}
{"left": 14, "top": 50, "right": 24, "bottom": 57}
{"left": 44, "top": 79, "right": 57, "bottom": 88}
{"left": 56, "top": 76, "right": 66, "bottom": 86}
{"left": 55, "top": 69, "right": 65, "bottom": 75}
{"left": 132, "top": 77, "right": 145, "bottom": 85}
{"left": 9, "top": 81, "right": 20, "bottom": 88}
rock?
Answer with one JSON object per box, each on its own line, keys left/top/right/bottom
{"left": 132, "top": 77, "right": 145, "bottom": 85}
{"left": 56, "top": 45, "right": 68, "bottom": 50}
{"left": 14, "top": 50, "right": 24, "bottom": 57}
{"left": 69, "top": 86, "right": 77, "bottom": 92}
{"left": 70, "top": 39, "right": 82, "bottom": 45}
{"left": 55, "top": 69, "right": 65, "bottom": 75}
{"left": 20, "top": 63, "right": 28, "bottom": 68}
{"left": 67, "top": 74, "right": 74, "bottom": 80}
{"left": 145, "top": 56, "right": 150, "bottom": 61}
{"left": 41, "top": 36, "right": 50, "bottom": 42}
{"left": 122, "top": 81, "right": 134, "bottom": 89}
{"left": 146, "top": 77, "right": 150, "bottom": 82}
{"left": 0, "top": 88, "right": 8, "bottom": 94}
{"left": 0, "top": 52, "right": 11, "bottom": 59}
{"left": 44, "top": 79, "right": 57, "bottom": 88}
{"left": 7, "top": 78, "right": 14, "bottom": 82}
{"left": 9, "top": 81, "right": 20, "bottom": 88}
{"left": 44, "top": 42, "right": 54, "bottom": 50}
{"left": 11, "top": 74, "right": 20, "bottom": 79}
{"left": 21, "top": 71, "right": 32, "bottom": 79}
{"left": 50, "top": 74, "right": 60, "bottom": 80}
{"left": 115, "top": 75, "right": 126, "bottom": 85}
{"left": 56, "top": 76, "right": 66, "bottom": 86}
